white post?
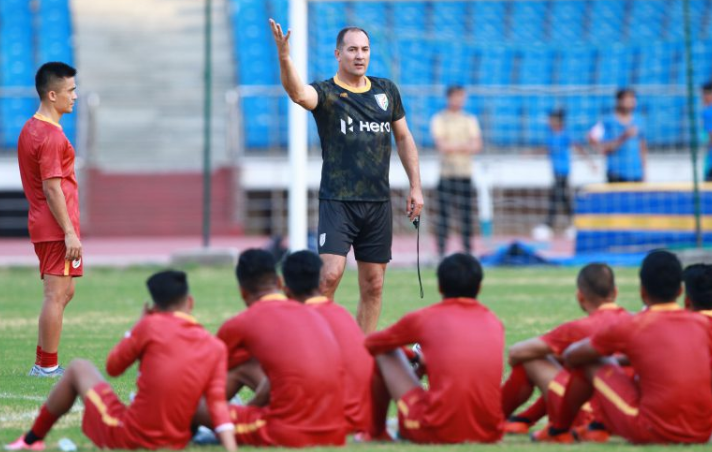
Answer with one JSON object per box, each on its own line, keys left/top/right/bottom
{"left": 288, "top": 0, "right": 309, "bottom": 251}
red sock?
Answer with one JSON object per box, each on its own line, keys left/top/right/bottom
{"left": 518, "top": 395, "right": 547, "bottom": 423}
{"left": 29, "top": 405, "right": 59, "bottom": 440}
{"left": 35, "top": 346, "right": 42, "bottom": 366}
{"left": 39, "top": 349, "right": 58, "bottom": 369}
{"left": 501, "top": 364, "right": 534, "bottom": 418}
{"left": 548, "top": 369, "right": 593, "bottom": 430}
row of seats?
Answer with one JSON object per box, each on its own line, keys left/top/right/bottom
{"left": 229, "top": 0, "right": 708, "bottom": 150}
{"left": 0, "top": 0, "right": 76, "bottom": 149}
{"left": 241, "top": 93, "right": 692, "bottom": 149}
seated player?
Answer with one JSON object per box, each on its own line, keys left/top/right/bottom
{"left": 5, "top": 270, "right": 236, "bottom": 451}
{"left": 281, "top": 250, "right": 388, "bottom": 440}
{"left": 502, "top": 263, "right": 629, "bottom": 442}
{"left": 683, "top": 263, "right": 712, "bottom": 317}
{"left": 195, "top": 249, "right": 346, "bottom": 447}
{"left": 365, "top": 253, "right": 504, "bottom": 444}
{"left": 560, "top": 250, "right": 712, "bottom": 444}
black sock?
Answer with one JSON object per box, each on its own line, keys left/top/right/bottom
{"left": 24, "top": 431, "right": 41, "bottom": 445}
{"left": 588, "top": 421, "right": 606, "bottom": 431}
{"left": 548, "top": 426, "right": 569, "bottom": 436}
{"left": 509, "top": 415, "right": 532, "bottom": 424}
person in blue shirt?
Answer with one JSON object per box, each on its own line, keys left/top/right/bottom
{"left": 544, "top": 109, "right": 595, "bottom": 229}
{"left": 588, "top": 89, "right": 647, "bottom": 183}
{"left": 701, "top": 81, "right": 712, "bottom": 182}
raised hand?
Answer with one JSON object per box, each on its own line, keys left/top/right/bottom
{"left": 269, "top": 18, "right": 291, "bottom": 59}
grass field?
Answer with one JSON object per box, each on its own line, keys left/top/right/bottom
{"left": 0, "top": 264, "right": 706, "bottom": 451}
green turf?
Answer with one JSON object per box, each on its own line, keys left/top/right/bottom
{"left": 0, "top": 265, "right": 705, "bottom": 451}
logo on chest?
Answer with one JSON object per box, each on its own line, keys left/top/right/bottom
{"left": 374, "top": 93, "right": 389, "bottom": 111}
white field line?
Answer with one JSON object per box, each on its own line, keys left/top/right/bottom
{"left": 0, "top": 393, "right": 84, "bottom": 423}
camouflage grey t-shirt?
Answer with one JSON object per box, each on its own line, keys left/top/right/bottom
{"left": 310, "top": 76, "right": 406, "bottom": 201}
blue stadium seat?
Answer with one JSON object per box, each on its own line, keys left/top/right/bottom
{"left": 391, "top": 2, "right": 427, "bottom": 35}
{"left": 474, "top": 47, "right": 514, "bottom": 85}
{"left": 640, "top": 96, "right": 686, "bottom": 146}
{"left": 522, "top": 95, "right": 558, "bottom": 146}
{"left": 627, "top": 0, "right": 666, "bottom": 42}
{"left": 516, "top": 47, "right": 554, "bottom": 85}
{"left": 489, "top": 97, "right": 523, "bottom": 146}
{"left": 401, "top": 94, "right": 432, "bottom": 147}
{"left": 471, "top": 2, "right": 507, "bottom": 43}
{"left": 351, "top": 2, "right": 388, "bottom": 30}
{"left": 555, "top": 47, "right": 596, "bottom": 85}
{"left": 242, "top": 96, "right": 281, "bottom": 148}
{"left": 396, "top": 40, "right": 435, "bottom": 85}
{"left": 268, "top": 0, "right": 289, "bottom": 26}
{"left": 437, "top": 44, "right": 476, "bottom": 86}
{"left": 0, "top": 0, "right": 36, "bottom": 148}
{"left": 689, "top": 41, "right": 712, "bottom": 86}
{"left": 548, "top": 1, "right": 586, "bottom": 43}
{"left": 432, "top": 2, "right": 469, "bottom": 38}
{"left": 508, "top": 1, "right": 547, "bottom": 43}
{"left": 586, "top": 0, "right": 626, "bottom": 42}
{"left": 595, "top": 46, "right": 635, "bottom": 86}
{"left": 563, "top": 95, "right": 603, "bottom": 141}
{"left": 635, "top": 42, "right": 677, "bottom": 85}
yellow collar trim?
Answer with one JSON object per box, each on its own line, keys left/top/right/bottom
{"left": 649, "top": 302, "right": 682, "bottom": 312}
{"left": 305, "top": 296, "right": 330, "bottom": 305}
{"left": 698, "top": 310, "right": 712, "bottom": 318}
{"left": 444, "top": 297, "right": 478, "bottom": 304}
{"left": 173, "top": 311, "right": 197, "bottom": 323}
{"left": 597, "top": 303, "right": 620, "bottom": 311}
{"left": 258, "top": 293, "right": 287, "bottom": 302}
{"left": 33, "top": 113, "right": 62, "bottom": 129}
{"left": 334, "top": 74, "right": 371, "bottom": 93}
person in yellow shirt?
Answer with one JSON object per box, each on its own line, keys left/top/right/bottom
{"left": 430, "top": 86, "right": 482, "bottom": 258}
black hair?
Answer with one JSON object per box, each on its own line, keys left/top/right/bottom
{"left": 446, "top": 85, "right": 465, "bottom": 97}
{"left": 437, "top": 253, "right": 483, "bottom": 299}
{"left": 548, "top": 108, "right": 566, "bottom": 121}
{"left": 236, "top": 248, "right": 278, "bottom": 294}
{"left": 703, "top": 81, "right": 712, "bottom": 93}
{"left": 639, "top": 250, "right": 683, "bottom": 303}
{"left": 577, "top": 263, "right": 615, "bottom": 301}
{"left": 35, "top": 62, "right": 76, "bottom": 100}
{"left": 616, "top": 87, "right": 636, "bottom": 101}
{"left": 336, "top": 26, "right": 370, "bottom": 49}
{"left": 146, "top": 270, "right": 189, "bottom": 309}
{"left": 282, "top": 250, "right": 322, "bottom": 298}
{"left": 683, "top": 264, "right": 712, "bottom": 310}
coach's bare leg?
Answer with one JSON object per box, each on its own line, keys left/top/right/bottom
{"left": 320, "top": 254, "right": 347, "bottom": 300}
{"left": 374, "top": 349, "right": 421, "bottom": 402}
{"left": 38, "top": 275, "right": 75, "bottom": 354}
{"left": 43, "top": 359, "right": 105, "bottom": 416}
{"left": 356, "top": 261, "right": 386, "bottom": 333}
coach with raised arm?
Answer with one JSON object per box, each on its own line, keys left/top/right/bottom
{"left": 269, "top": 19, "right": 424, "bottom": 333}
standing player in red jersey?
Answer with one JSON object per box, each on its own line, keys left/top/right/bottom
{"left": 501, "top": 263, "right": 629, "bottom": 442}
{"left": 281, "top": 250, "right": 389, "bottom": 441}
{"left": 17, "top": 62, "right": 81, "bottom": 377}
{"left": 365, "top": 253, "right": 504, "bottom": 444}
{"left": 200, "top": 249, "right": 346, "bottom": 447}
{"left": 5, "top": 270, "right": 236, "bottom": 452}
{"left": 559, "top": 251, "right": 712, "bottom": 444}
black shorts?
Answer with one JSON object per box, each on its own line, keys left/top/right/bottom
{"left": 318, "top": 200, "right": 392, "bottom": 263}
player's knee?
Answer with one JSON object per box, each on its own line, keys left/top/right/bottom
{"left": 67, "top": 358, "right": 92, "bottom": 375}
{"left": 64, "top": 283, "right": 76, "bottom": 305}
{"left": 320, "top": 268, "right": 343, "bottom": 291}
{"left": 361, "top": 274, "right": 385, "bottom": 299}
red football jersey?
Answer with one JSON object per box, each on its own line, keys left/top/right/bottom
{"left": 591, "top": 303, "right": 712, "bottom": 443}
{"left": 217, "top": 294, "right": 347, "bottom": 447}
{"left": 365, "top": 298, "right": 504, "bottom": 443}
{"left": 105, "top": 311, "right": 231, "bottom": 449}
{"left": 541, "top": 303, "right": 630, "bottom": 355}
{"left": 305, "top": 296, "right": 374, "bottom": 433}
{"left": 17, "top": 114, "right": 80, "bottom": 243}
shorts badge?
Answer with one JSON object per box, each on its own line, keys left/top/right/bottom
{"left": 374, "top": 93, "right": 389, "bottom": 111}
{"left": 72, "top": 258, "right": 82, "bottom": 269}
{"left": 319, "top": 233, "right": 326, "bottom": 247}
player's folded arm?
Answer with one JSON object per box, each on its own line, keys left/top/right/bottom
{"left": 105, "top": 322, "right": 145, "bottom": 377}
{"left": 364, "top": 314, "right": 420, "bottom": 356}
{"left": 508, "top": 338, "right": 554, "bottom": 366}
{"left": 562, "top": 338, "right": 602, "bottom": 368}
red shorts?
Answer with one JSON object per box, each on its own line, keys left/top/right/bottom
{"left": 82, "top": 383, "right": 131, "bottom": 449}
{"left": 547, "top": 370, "right": 595, "bottom": 427}
{"left": 396, "top": 387, "right": 431, "bottom": 443}
{"left": 34, "top": 241, "right": 83, "bottom": 279}
{"left": 228, "top": 404, "right": 273, "bottom": 447}
{"left": 592, "top": 364, "right": 656, "bottom": 444}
